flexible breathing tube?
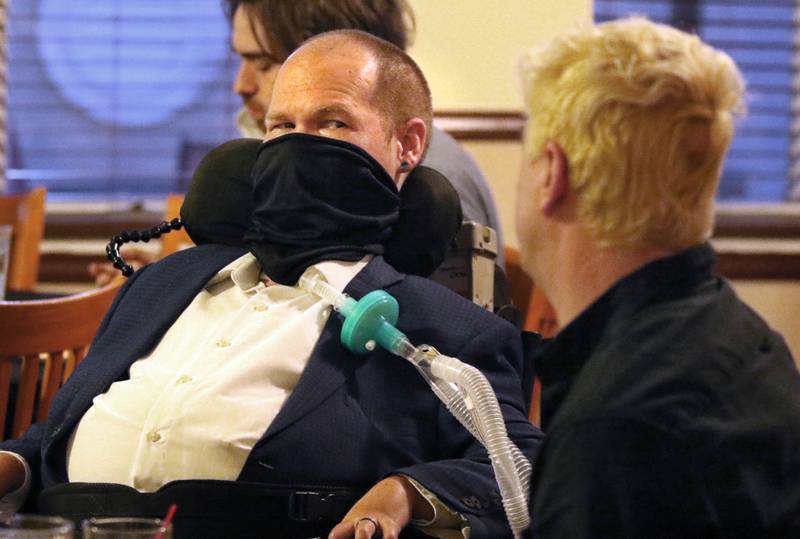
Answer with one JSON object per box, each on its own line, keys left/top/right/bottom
{"left": 424, "top": 351, "right": 532, "bottom": 536}
{"left": 298, "top": 275, "right": 532, "bottom": 538}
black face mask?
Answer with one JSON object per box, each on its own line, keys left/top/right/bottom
{"left": 109, "top": 137, "right": 460, "bottom": 280}
{"left": 244, "top": 133, "right": 401, "bottom": 285}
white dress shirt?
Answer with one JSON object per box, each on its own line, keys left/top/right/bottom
{"left": 66, "top": 253, "right": 365, "bottom": 489}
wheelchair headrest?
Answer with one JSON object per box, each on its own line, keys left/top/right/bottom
{"left": 108, "top": 138, "right": 462, "bottom": 278}
{"left": 383, "top": 164, "right": 462, "bottom": 276}
{"left": 180, "top": 138, "right": 260, "bottom": 248}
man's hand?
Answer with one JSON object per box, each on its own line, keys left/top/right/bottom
{"left": 0, "top": 453, "right": 25, "bottom": 499}
{"left": 329, "top": 476, "right": 434, "bottom": 539}
{"left": 87, "top": 247, "right": 157, "bottom": 285}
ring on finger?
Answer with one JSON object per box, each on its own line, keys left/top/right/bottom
{"left": 356, "top": 516, "right": 379, "bottom": 530}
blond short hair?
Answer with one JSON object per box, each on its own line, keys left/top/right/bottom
{"left": 520, "top": 17, "right": 745, "bottom": 249}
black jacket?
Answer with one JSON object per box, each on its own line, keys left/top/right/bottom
{"left": 532, "top": 243, "right": 800, "bottom": 538}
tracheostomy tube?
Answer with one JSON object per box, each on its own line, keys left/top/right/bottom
{"left": 298, "top": 274, "right": 532, "bottom": 538}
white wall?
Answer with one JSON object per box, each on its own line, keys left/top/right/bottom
{"left": 408, "top": 0, "right": 592, "bottom": 110}
{"left": 407, "top": 0, "right": 592, "bottom": 249}
{"left": 732, "top": 280, "right": 800, "bottom": 366}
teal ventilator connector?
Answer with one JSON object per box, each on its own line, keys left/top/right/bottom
{"left": 299, "top": 275, "right": 532, "bottom": 539}
{"left": 336, "top": 290, "right": 407, "bottom": 355}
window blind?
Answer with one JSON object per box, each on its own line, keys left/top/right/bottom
{"left": 6, "top": 0, "right": 240, "bottom": 201}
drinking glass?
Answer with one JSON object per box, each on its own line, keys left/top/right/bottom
{"left": 0, "top": 514, "right": 74, "bottom": 538}
{"left": 0, "top": 224, "right": 11, "bottom": 301}
{"left": 81, "top": 518, "right": 171, "bottom": 539}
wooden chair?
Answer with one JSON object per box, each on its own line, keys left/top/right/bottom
{"left": 0, "top": 279, "right": 124, "bottom": 440}
{"left": 160, "top": 193, "right": 193, "bottom": 256}
{"left": 504, "top": 247, "right": 559, "bottom": 427}
{"left": 0, "top": 187, "right": 46, "bottom": 292}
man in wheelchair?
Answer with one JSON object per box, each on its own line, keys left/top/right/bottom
{"left": 0, "top": 30, "right": 541, "bottom": 539}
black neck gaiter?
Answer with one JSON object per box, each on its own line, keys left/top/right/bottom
{"left": 244, "top": 133, "right": 401, "bottom": 285}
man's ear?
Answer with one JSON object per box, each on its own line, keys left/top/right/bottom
{"left": 540, "top": 141, "right": 569, "bottom": 215}
{"left": 396, "top": 117, "right": 427, "bottom": 171}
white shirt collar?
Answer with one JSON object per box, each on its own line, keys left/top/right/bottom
{"left": 205, "top": 252, "right": 370, "bottom": 294}
{"left": 235, "top": 108, "right": 266, "bottom": 139}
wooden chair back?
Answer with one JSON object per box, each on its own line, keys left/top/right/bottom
{"left": 504, "top": 246, "right": 559, "bottom": 426}
{"left": 0, "top": 279, "right": 123, "bottom": 440}
{"left": 160, "top": 193, "right": 194, "bottom": 256}
{"left": 0, "top": 187, "right": 46, "bottom": 291}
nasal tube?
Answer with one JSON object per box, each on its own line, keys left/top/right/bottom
{"left": 299, "top": 275, "right": 532, "bottom": 538}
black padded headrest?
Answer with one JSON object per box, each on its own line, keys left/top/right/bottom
{"left": 383, "top": 165, "right": 462, "bottom": 276}
{"left": 180, "top": 138, "right": 262, "bottom": 248}
{"left": 110, "top": 138, "right": 462, "bottom": 278}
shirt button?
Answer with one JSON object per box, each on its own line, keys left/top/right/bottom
{"left": 215, "top": 339, "right": 231, "bottom": 348}
{"left": 253, "top": 303, "right": 268, "bottom": 312}
{"left": 176, "top": 374, "right": 192, "bottom": 385}
{"left": 147, "top": 431, "right": 161, "bottom": 443}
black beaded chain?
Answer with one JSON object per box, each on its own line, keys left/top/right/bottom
{"left": 105, "top": 217, "right": 183, "bottom": 277}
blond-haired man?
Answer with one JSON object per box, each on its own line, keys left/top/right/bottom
{"left": 516, "top": 17, "right": 800, "bottom": 537}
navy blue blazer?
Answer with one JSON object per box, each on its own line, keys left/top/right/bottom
{"left": 1, "top": 244, "right": 542, "bottom": 538}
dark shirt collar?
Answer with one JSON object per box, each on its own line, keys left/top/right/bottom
{"left": 536, "top": 243, "right": 716, "bottom": 386}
